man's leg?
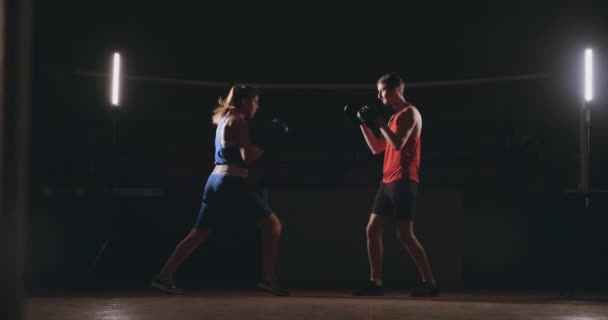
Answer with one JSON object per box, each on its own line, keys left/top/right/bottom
{"left": 353, "top": 213, "right": 390, "bottom": 296}
{"left": 396, "top": 220, "right": 434, "bottom": 281}
{"left": 396, "top": 220, "right": 439, "bottom": 297}
{"left": 367, "top": 214, "right": 390, "bottom": 281}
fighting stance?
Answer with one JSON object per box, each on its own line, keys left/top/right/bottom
{"left": 151, "top": 84, "right": 289, "bottom": 296}
{"left": 352, "top": 72, "right": 439, "bottom": 297}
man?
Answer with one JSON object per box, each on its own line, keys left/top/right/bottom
{"left": 352, "top": 72, "right": 439, "bottom": 297}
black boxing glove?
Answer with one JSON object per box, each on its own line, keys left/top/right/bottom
{"left": 356, "top": 105, "right": 380, "bottom": 128}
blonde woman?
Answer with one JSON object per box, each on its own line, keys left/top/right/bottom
{"left": 151, "top": 84, "right": 289, "bottom": 296}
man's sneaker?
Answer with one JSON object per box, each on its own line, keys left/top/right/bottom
{"left": 409, "top": 280, "right": 440, "bottom": 297}
{"left": 151, "top": 276, "right": 184, "bottom": 294}
{"left": 352, "top": 281, "right": 384, "bottom": 296}
{"left": 256, "top": 279, "right": 290, "bottom": 296}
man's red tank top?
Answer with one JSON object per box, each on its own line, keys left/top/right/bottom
{"left": 382, "top": 108, "right": 421, "bottom": 183}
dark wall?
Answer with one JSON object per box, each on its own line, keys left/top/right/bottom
{"left": 27, "top": 26, "right": 608, "bottom": 291}
{"left": 27, "top": 186, "right": 464, "bottom": 290}
{"left": 463, "top": 191, "right": 608, "bottom": 290}
{"left": 27, "top": 186, "right": 608, "bottom": 291}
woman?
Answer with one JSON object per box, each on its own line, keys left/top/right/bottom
{"left": 151, "top": 84, "right": 289, "bottom": 296}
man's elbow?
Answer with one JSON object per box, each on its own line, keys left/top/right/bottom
{"left": 372, "top": 147, "right": 384, "bottom": 155}
{"left": 390, "top": 138, "right": 408, "bottom": 151}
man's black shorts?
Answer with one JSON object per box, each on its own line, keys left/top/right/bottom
{"left": 371, "top": 179, "right": 418, "bottom": 220}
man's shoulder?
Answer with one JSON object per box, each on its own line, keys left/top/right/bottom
{"left": 406, "top": 103, "right": 420, "bottom": 112}
{"left": 397, "top": 105, "right": 418, "bottom": 118}
{"left": 404, "top": 105, "right": 421, "bottom": 119}
{"left": 394, "top": 106, "right": 421, "bottom": 129}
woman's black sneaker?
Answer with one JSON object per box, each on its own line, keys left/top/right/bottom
{"left": 352, "top": 281, "right": 384, "bottom": 296}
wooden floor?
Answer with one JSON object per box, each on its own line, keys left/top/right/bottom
{"left": 26, "top": 289, "right": 608, "bottom": 320}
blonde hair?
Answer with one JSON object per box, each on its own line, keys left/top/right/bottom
{"left": 212, "top": 84, "right": 260, "bottom": 125}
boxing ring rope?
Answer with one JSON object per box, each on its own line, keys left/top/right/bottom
{"left": 73, "top": 69, "right": 548, "bottom": 89}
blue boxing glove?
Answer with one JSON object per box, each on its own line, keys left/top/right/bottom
{"left": 251, "top": 117, "right": 290, "bottom": 149}
{"left": 271, "top": 118, "right": 289, "bottom": 135}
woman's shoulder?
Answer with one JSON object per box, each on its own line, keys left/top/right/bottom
{"left": 225, "top": 112, "right": 247, "bottom": 127}
{"left": 225, "top": 110, "right": 244, "bottom": 121}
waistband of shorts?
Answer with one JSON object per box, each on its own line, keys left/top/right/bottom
{"left": 212, "top": 164, "right": 248, "bottom": 178}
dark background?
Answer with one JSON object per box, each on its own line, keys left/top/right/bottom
{"left": 26, "top": 1, "right": 608, "bottom": 292}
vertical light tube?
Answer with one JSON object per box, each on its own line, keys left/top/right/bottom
{"left": 584, "top": 48, "right": 593, "bottom": 102}
{"left": 111, "top": 52, "right": 121, "bottom": 107}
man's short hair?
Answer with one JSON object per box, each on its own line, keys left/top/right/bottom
{"left": 378, "top": 72, "right": 405, "bottom": 91}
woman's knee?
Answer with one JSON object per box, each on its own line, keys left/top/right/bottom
{"left": 270, "top": 218, "right": 282, "bottom": 236}
{"left": 260, "top": 213, "right": 282, "bottom": 236}
{"left": 185, "top": 228, "right": 210, "bottom": 245}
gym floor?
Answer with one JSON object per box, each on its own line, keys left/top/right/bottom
{"left": 26, "top": 289, "right": 608, "bottom": 320}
